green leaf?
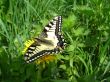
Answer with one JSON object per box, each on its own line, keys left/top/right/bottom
{"left": 52, "top": 79, "right": 69, "bottom": 82}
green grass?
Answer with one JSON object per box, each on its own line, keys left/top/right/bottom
{"left": 0, "top": 0, "right": 110, "bottom": 82}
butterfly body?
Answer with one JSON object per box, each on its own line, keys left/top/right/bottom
{"left": 24, "top": 16, "right": 65, "bottom": 63}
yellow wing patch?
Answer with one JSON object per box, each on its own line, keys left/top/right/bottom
{"left": 22, "top": 39, "right": 35, "bottom": 54}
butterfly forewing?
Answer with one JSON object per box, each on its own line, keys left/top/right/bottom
{"left": 24, "top": 16, "right": 65, "bottom": 63}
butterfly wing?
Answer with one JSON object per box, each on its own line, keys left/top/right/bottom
{"left": 24, "top": 16, "right": 65, "bottom": 63}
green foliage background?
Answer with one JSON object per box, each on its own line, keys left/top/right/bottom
{"left": 0, "top": 0, "right": 110, "bottom": 82}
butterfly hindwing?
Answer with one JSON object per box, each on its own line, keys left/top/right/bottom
{"left": 24, "top": 16, "right": 65, "bottom": 63}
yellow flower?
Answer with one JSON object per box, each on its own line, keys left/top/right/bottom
{"left": 36, "top": 55, "right": 57, "bottom": 64}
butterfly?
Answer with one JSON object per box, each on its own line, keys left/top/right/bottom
{"left": 24, "top": 16, "right": 65, "bottom": 63}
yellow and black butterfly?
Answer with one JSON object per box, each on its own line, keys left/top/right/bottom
{"left": 24, "top": 16, "right": 65, "bottom": 63}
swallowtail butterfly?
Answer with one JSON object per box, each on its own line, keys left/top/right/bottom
{"left": 24, "top": 16, "right": 65, "bottom": 63}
